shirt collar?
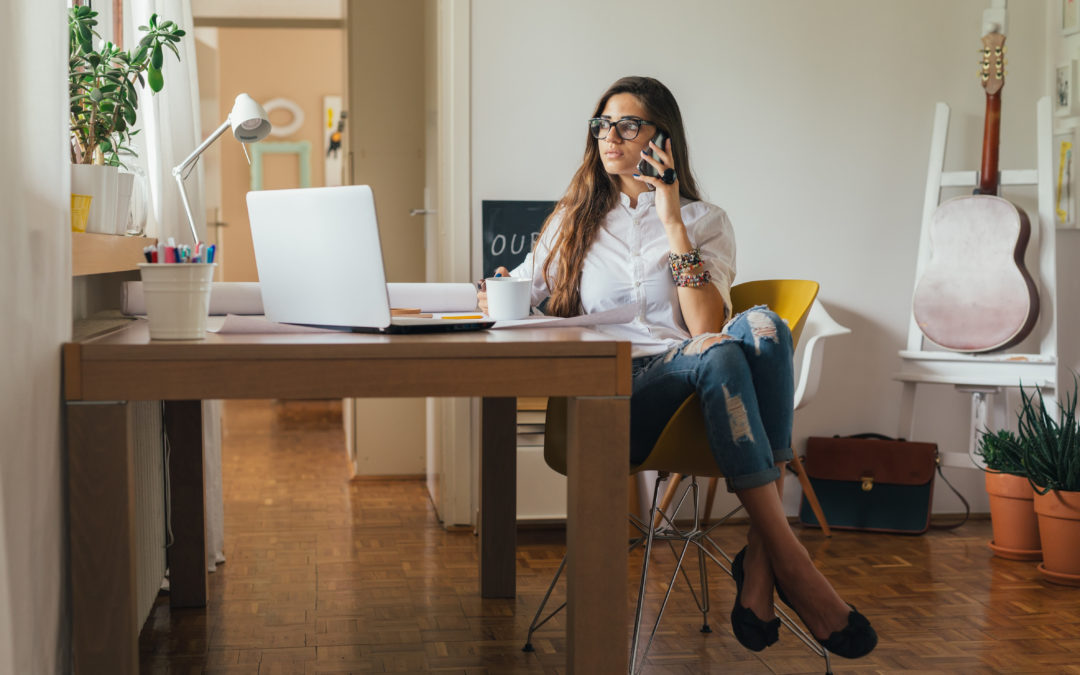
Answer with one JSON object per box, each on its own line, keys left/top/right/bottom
{"left": 619, "top": 189, "right": 655, "bottom": 211}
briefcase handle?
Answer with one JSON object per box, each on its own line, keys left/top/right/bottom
{"left": 839, "top": 432, "right": 906, "bottom": 442}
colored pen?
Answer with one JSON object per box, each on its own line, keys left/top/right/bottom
{"left": 442, "top": 315, "right": 484, "bottom": 320}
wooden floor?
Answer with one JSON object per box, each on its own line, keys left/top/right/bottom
{"left": 138, "top": 400, "right": 1080, "bottom": 674}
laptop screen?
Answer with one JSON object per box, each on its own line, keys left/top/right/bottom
{"left": 246, "top": 185, "right": 393, "bottom": 329}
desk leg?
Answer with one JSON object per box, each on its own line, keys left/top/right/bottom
{"left": 163, "top": 400, "right": 208, "bottom": 607}
{"left": 566, "top": 396, "right": 629, "bottom": 674}
{"left": 480, "top": 397, "right": 517, "bottom": 598}
{"left": 67, "top": 401, "right": 139, "bottom": 675}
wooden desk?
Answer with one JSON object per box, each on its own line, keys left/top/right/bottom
{"left": 63, "top": 323, "right": 631, "bottom": 674}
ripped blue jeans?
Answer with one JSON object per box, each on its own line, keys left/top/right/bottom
{"left": 630, "top": 305, "right": 794, "bottom": 492}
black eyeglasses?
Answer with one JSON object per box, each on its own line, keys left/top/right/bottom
{"left": 588, "top": 117, "right": 655, "bottom": 141}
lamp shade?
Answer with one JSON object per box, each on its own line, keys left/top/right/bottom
{"left": 229, "top": 93, "right": 272, "bottom": 142}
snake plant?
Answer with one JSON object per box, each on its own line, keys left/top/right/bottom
{"left": 975, "top": 428, "right": 1027, "bottom": 476}
{"left": 1016, "top": 379, "right": 1080, "bottom": 494}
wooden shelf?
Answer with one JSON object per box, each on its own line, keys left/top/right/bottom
{"left": 72, "top": 232, "right": 155, "bottom": 276}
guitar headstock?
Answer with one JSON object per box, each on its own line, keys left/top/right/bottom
{"left": 980, "top": 32, "right": 1006, "bottom": 95}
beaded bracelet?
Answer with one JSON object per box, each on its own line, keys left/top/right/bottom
{"left": 668, "top": 248, "right": 703, "bottom": 274}
{"left": 667, "top": 248, "right": 712, "bottom": 287}
{"left": 675, "top": 269, "right": 712, "bottom": 288}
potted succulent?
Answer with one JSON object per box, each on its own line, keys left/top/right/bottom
{"left": 1015, "top": 381, "right": 1080, "bottom": 585}
{"left": 68, "top": 6, "right": 184, "bottom": 233}
{"left": 975, "top": 429, "right": 1041, "bottom": 561}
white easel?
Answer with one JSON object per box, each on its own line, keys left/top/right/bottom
{"left": 893, "top": 96, "right": 1057, "bottom": 469}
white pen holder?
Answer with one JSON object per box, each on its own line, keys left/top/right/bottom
{"left": 138, "top": 263, "right": 217, "bottom": 339}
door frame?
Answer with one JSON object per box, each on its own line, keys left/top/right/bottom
{"left": 426, "top": 0, "right": 476, "bottom": 527}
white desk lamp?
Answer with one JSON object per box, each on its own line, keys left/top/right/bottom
{"left": 172, "top": 93, "right": 272, "bottom": 244}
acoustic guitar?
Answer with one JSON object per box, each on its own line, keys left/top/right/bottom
{"left": 912, "top": 31, "right": 1039, "bottom": 353}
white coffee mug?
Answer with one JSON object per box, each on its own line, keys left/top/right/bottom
{"left": 485, "top": 277, "right": 531, "bottom": 320}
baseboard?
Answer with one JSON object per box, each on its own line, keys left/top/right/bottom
{"left": 348, "top": 473, "right": 425, "bottom": 482}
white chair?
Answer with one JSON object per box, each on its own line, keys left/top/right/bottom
{"left": 794, "top": 300, "right": 853, "bottom": 414}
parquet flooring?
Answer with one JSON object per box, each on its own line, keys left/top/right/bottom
{"left": 138, "top": 400, "right": 1080, "bottom": 674}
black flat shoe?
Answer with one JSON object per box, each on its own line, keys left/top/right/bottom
{"left": 775, "top": 581, "right": 877, "bottom": 659}
{"left": 730, "top": 546, "right": 780, "bottom": 652}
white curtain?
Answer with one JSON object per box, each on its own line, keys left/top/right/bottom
{"left": 130, "top": 0, "right": 205, "bottom": 244}
{"left": 129, "top": 0, "right": 226, "bottom": 572}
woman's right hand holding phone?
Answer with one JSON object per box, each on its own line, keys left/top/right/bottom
{"left": 476, "top": 266, "right": 511, "bottom": 314}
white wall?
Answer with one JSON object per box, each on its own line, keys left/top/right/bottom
{"left": 0, "top": 3, "right": 71, "bottom": 672}
{"left": 472, "top": 0, "right": 1052, "bottom": 516}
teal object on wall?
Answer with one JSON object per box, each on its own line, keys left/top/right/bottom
{"left": 250, "top": 141, "right": 312, "bottom": 190}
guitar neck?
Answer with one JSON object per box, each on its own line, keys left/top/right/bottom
{"left": 978, "top": 90, "right": 1002, "bottom": 196}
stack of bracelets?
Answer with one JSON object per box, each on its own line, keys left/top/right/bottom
{"left": 668, "top": 247, "right": 712, "bottom": 287}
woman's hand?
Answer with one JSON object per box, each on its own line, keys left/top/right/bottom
{"left": 634, "top": 138, "right": 683, "bottom": 229}
{"left": 476, "top": 266, "right": 511, "bottom": 314}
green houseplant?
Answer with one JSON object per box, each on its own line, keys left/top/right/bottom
{"left": 975, "top": 429, "right": 1041, "bottom": 561}
{"left": 68, "top": 5, "right": 185, "bottom": 166}
{"left": 1015, "top": 381, "right": 1080, "bottom": 585}
{"left": 68, "top": 5, "right": 184, "bottom": 234}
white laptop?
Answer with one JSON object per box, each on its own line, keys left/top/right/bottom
{"left": 246, "top": 185, "right": 492, "bottom": 333}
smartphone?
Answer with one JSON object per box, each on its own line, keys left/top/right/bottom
{"left": 636, "top": 130, "right": 669, "bottom": 178}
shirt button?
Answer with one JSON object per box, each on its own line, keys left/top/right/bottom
{"left": 634, "top": 281, "right": 641, "bottom": 287}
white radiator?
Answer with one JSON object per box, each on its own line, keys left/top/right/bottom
{"left": 131, "top": 401, "right": 166, "bottom": 626}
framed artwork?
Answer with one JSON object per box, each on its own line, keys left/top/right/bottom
{"left": 1055, "top": 132, "right": 1075, "bottom": 228}
{"left": 1056, "top": 61, "right": 1079, "bottom": 117}
{"left": 1065, "top": 0, "right": 1080, "bottom": 35}
{"left": 249, "top": 141, "right": 312, "bottom": 191}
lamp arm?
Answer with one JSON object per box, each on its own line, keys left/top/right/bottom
{"left": 173, "top": 119, "right": 231, "bottom": 177}
{"left": 171, "top": 119, "right": 232, "bottom": 245}
{"left": 174, "top": 171, "right": 200, "bottom": 245}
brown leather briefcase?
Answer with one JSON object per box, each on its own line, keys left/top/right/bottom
{"left": 798, "top": 433, "right": 940, "bottom": 534}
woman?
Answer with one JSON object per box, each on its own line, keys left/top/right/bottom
{"left": 478, "top": 76, "right": 876, "bottom": 659}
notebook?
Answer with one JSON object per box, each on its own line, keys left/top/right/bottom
{"left": 246, "top": 185, "right": 492, "bottom": 333}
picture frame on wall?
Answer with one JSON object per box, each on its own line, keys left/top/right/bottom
{"left": 1054, "top": 131, "right": 1075, "bottom": 228}
{"left": 1065, "top": 0, "right": 1080, "bottom": 35}
{"left": 1056, "top": 61, "right": 1079, "bottom": 117}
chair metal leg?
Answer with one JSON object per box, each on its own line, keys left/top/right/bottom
{"left": 523, "top": 523, "right": 649, "bottom": 654}
{"left": 651, "top": 472, "right": 683, "bottom": 529}
{"left": 522, "top": 554, "right": 567, "bottom": 652}
{"left": 790, "top": 451, "right": 831, "bottom": 536}
{"left": 629, "top": 473, "right": 664, "bottom": 674}
{"left": 697, "top": 544, "right": 712, "bottom": 633}
{"left": 701, "top": 476, "right": 720, "bottom": 526}
{"left": 635, "top": 479, "right": 702, "bottom": 670}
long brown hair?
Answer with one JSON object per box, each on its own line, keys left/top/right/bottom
{"left": 540, "top": 76, "right": 701, "bottom": 317}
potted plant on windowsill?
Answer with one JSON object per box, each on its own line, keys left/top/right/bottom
{"left": 975, "top": 429, "right": 1041, "bottom": 561}
{"left": 1016, "top": 381, "right": 1080, "bottom": 586}
{"left": 68, "top": 5, "right": 184, "bottom": 234}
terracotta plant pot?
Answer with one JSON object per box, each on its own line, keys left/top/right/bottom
{"left": 985, "top": 472, "right": 1041, "bottom": 561}
{"left": 1033, "top": 489, "right": 1080, "bottom": 586}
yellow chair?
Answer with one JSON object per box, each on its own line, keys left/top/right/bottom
{"left": 651, "top": 280, "right": 832, "bottom": 535}
{"left": 523, "top": 279, "right": 833, "bottom": 674}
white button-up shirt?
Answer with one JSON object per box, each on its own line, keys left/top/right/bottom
{"left": 510, "top": 191, "right": 736, "bottom": 358}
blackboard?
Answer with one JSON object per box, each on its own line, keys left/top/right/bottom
{"left": 481, "top": 200, "right": 557, "bottom": 276}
